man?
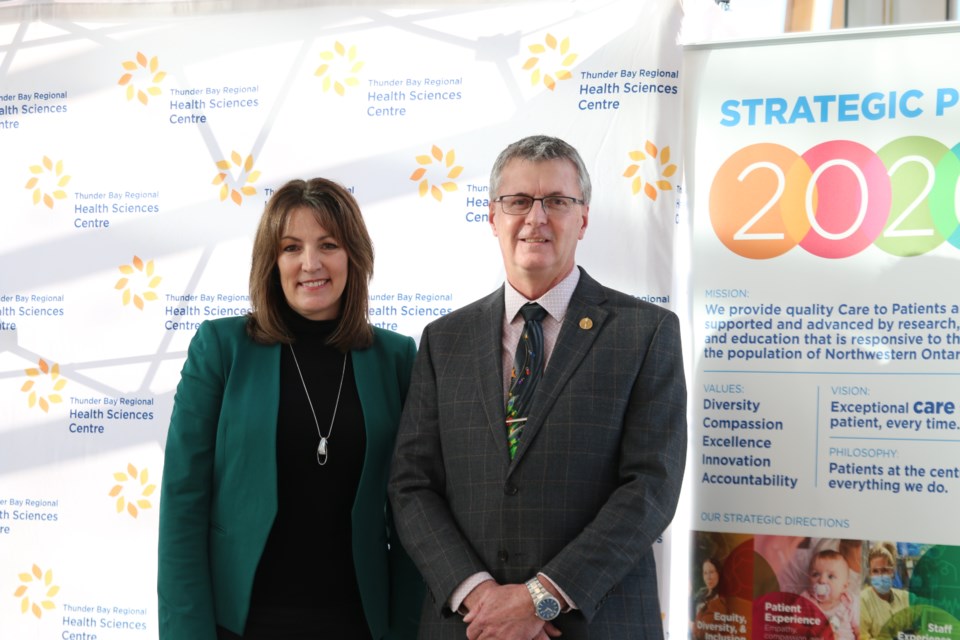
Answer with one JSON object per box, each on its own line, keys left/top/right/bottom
{"left": 389, "top": 135, "right": 686, "bottom": 640}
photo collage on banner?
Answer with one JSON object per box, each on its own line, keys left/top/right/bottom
{"left": 0, "top": 1, "right": 684, "bottom": 638}
{"left": 691, "top": 533, "right": 960, "bottom": 640}
{"left": 686, "top": 24, "right": 960, "bottom": 640}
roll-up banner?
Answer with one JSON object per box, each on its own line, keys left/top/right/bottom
{"left": 686, "top": 24, "right": 960, "bottom": 640}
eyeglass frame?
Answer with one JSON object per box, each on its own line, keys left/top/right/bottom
{"left": 493, "top": 194, "right": 585, "bottom": 216}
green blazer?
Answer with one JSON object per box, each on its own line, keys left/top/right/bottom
{"left": 158, "top": 316, "right": 422, "bottom": 639}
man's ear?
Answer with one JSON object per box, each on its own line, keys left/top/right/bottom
{"left": 578, "top": 205, "right": 590, "bottom": 239}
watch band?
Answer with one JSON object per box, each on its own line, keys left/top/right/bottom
{"left": 525, "top": 577, "right": 561, "bottom": 621}
{"left": 526, "top": 577, "right": 547, "bottom": 599}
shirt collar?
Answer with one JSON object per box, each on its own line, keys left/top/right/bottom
{"left": 504, "top": 266, "right": 580, "bottom": 323}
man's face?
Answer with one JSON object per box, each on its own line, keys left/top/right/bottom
{"left": 489, "top": 158, "right": 588, "bottom": 297}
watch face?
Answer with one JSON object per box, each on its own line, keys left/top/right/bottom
{"left": 536, "top": 597, "right": 561, "bottom": 620}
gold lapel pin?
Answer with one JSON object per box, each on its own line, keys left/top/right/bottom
{"left": 579, "top": 317, "right": 593, "bottom": 330}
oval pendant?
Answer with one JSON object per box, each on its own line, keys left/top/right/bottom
{"left": 317, "top": 437, "right": 329, "bottom": 465}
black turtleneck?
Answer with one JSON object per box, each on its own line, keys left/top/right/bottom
{"left": 240, "top": 308, "right": 370, "bottom": 638}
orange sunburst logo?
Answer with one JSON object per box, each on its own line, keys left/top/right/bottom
{"left": 115, "top": 255, "right": 161, "bottom": 309}
{"left": 410, "top": 145, "right": 463, "bottom": 202}
{"left": 118, "top": 52, "right": 166, "bottom": 105}
{"left": 623, "top": 141, "right": 678, "bottom": 202}
{"left": 108, "top": 463, "right": 157, "bottom": 519}
{"left": 25, "top": 156, "right": 70, "bottom": 209}
{"left": 21, "top": 359, "right": 66, "bottom": 413}
{"left": 12, "top": 565, "right": 60, "bottom": 618}
{"left": 213, "top": 151, "right": 260, "bottom": 205}
{"left": 522, "top": 34, "right": 578, "bottom": 91}
{"left": 315, "top": 41, "right": 365, "bottom": 96}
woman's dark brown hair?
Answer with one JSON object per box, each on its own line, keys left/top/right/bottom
{"left": 247, "top": 177, "right": 373, "bottom": 350}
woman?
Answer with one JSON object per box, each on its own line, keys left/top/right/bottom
{"left": 860, "top": 542, "right": 909, "bottom": 640}
{"left": 692, "top": 557, "right": 727, "bottom": 640}
{"left": 158, "top": 178, "right": 422, "bottom": 639}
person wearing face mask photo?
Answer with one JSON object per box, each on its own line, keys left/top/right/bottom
{"left": 860, "top": 542, "right": 910, "bottom": 640}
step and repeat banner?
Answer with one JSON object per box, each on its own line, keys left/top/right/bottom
{"left": 0, "top": 1, "right": 684, "bottom": 637}
{"left": 686, "top": 24, "right": 960, "bottom": 640}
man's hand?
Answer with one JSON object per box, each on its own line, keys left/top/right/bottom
{"left": 463, "top": 583, "right": 561, "bottom": 640}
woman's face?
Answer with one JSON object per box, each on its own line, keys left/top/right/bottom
{"left": 703, "top": 560, "right": 720, "bottom": 591}
{"left": 869, "top": 556, "right": 895, "bottom": 596}
{"left": 276, "top": 206, "right": 348, "bottom": 321}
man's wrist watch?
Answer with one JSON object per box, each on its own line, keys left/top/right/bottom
{"left": 525, "top": 577, "right": 561, "bottom": 621}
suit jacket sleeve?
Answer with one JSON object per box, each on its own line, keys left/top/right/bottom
{"left": 389, "top": 322, "right": 486, "bottom": 615}
{"left": 542, "top": 309, "right": 687, "bottom": 619}
{"left": 157, "top": 321, "right": 225, "bottom": 640}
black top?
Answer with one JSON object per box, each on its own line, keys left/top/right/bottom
{"left": 239, "top": 308, "right": 370, "bottom": 638}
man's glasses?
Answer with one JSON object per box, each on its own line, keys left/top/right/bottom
{"left": 494, "top": 195, "right": 584, "bottom": 216}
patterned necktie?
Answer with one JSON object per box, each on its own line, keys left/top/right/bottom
{"left": 505, "top": 302, "right": 547, "bottom": 459}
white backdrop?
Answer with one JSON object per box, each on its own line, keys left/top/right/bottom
{"left": 0, "top": 2, "right": 685, "bottom": 638}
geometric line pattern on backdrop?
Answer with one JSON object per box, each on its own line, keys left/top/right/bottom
{"left": 117, "top": 51, "right": 166, "bottom": 106}
{"left": 25, "top": 156, "right": 71, "bottom": 209}
{"left": 0, "top": 11, "right": 335, "bottom": 477}
{"left": 315, "top": 41, "right": 365, "bottom": 96}
{"left": 410, "top": 145, "right": 463, "bottom": 202}
{"left": 12, "top": 564, "right": 60, "bottom": 618}
{"left": 623, "top": 140, "right": 678, "bottom": 202}
{"left": 108, "top": 463, "right": 157, "bottom": 519}
{"left": 522, "top": 33, "right": 578, "bottom": 91}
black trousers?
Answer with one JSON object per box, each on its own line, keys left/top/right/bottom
{"left": 216, "top": 604, "right": 373, "bottom": 640}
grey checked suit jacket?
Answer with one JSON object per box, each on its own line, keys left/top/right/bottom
{"left": 389, "top": 268, "right": 687, "bottom": 640}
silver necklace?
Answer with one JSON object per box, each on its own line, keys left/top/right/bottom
{"left": 288, "top": 344, "right": 347, "bottom": 466}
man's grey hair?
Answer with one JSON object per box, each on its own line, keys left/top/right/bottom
{"left": 489, "top": 135, "right": 592, "bottom": 205}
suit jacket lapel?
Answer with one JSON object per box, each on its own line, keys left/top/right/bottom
{"left": 473, "top": 288, "right": 512, "bottom": 461}
{"left": 509, "top": 269, "right": 608, "bottom": 469}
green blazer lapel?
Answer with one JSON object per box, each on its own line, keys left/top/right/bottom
{"left": 351, "top": 342, "right": 404, "bottom": 509}
{"left": 346, "top": 331, "right": 419, "bottom": 640}
{"left": 509, "top": 270, "right": 609, "bottom": 467}
{"left": 214, "top": 337, "right": 281, "bottom": 529}
{"left": 348, "top": 345, "right": 391, "bottom": 637}
{"left": 233, "top": 342, "right": 281, "bottom": 473}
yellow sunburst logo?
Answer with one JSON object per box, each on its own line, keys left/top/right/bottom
{"left": 314, "top": 41, "right": 365, "bottom": 96}
{"left": 410, "top": 145, "right": 464, "bottom": 202}
{"left": 213, "top": 151, "right": 260, "bottom": 205}
{"left": 12, "top": 564, "right": 60, "bottom": 618}
{"left": 21, "top": 359, "right": 66, "bottom": 413}
{"left": 108, "top": 463, "right": 157, "bottom": 519}
{"left": 522, "top": 34, "right": 578, "bottom": 91}
{"left": 118, "top": 52, "right": 166, "bottom": 106}
{"left": 115, "top": 256, "right": 162, "bottom": 310}
{"left": 25, "top": 156, "right": 70, "bottom": 209}
{"left": 623, "top": 141, "right": 678, "bottom": 202}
